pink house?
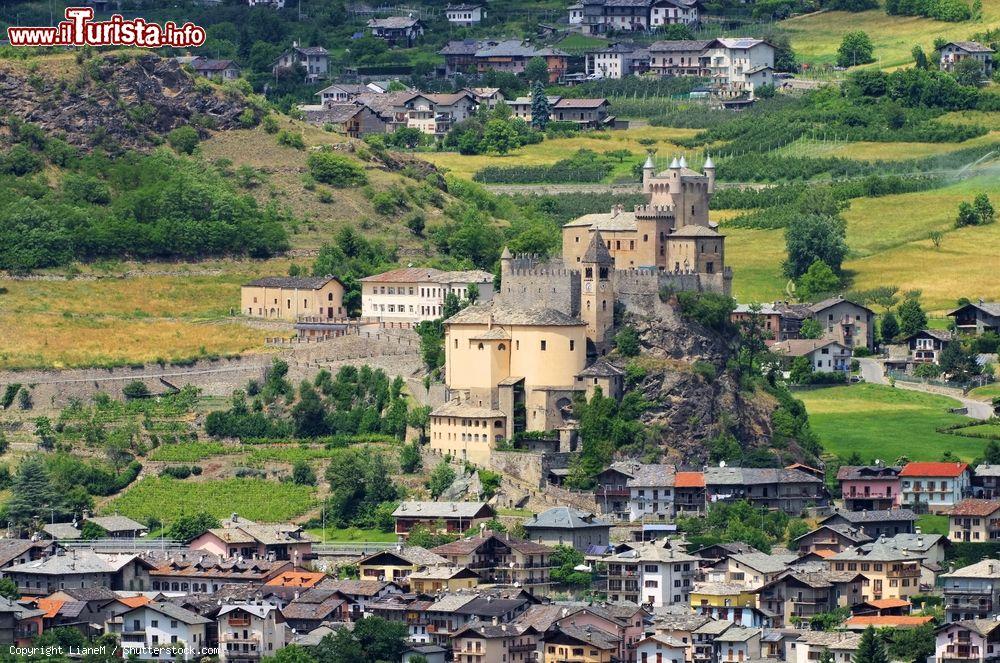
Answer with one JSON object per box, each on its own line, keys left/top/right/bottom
{"left": 188, "top": 514, "right": 314, "bottom": 563}
{"left": 837, "top": 465, "right": 902, "bottom": 511}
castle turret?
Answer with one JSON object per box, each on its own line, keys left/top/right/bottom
{"left": 704, "top": 154, "right": 715, "bottom": 194}
{"left": 580, "top": 231, "right": 615, "bottom": 346}
{"left": 500, "top": 246, "right": 513, "bottom": 277}
{"left": 642, "top": 154, "right": 655, "bottom": 194}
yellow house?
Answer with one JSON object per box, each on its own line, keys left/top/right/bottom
{"left": 356, "top": 546, "right": 449, "bottom": 584}
{"left": 409, "top": 566, "right": 480, "bottom": 593}
{"left": 241, "top": 276, "right": 345, "bottom": 322}
{"left": 689, "top": 581, "right": 759, "bottom": 611}
{"left": 830, "top": 542, "right": 923, "bottom": 602}
{"left": 542, "top": 624, "right": 618, "bottom": 663}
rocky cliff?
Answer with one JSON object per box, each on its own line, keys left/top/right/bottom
{"left": 0, "top": 54, "right": 251, "bottom": 150}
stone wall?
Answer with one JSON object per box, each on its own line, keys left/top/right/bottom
{"left": 488, "top": 450, "right": 574, "bottom": 489}
{"left": 497, "top": 266, "right": 580, "bottom": 316}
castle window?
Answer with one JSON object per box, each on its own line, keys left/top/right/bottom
{"left": 455, "top": 339, "right": 458, "bottom": 348}
{"left": 575, "top": 236, "right": 580, "bottom": 243}
{"left": 541, "top": 340, "right": 547, "bottom": 351}
{"left": 478, "top": 343, "right": 484, "bottom": 350}
{"left": 587, "top": 301, "right": 591, "bottom": 310}
{"left": 691, "top": 205, "right": 695, "bottom": 215}
{"left": 599, "top": 267, "right": 608, "bottom": 279}
{"left": 498, "top": 344, "right": 506, "bottom": 351}
{"left": 602, "top": 300, "right": 607, "bottom": 311}
{"left": 630, "top": 241, "right": 635, "bottom": 250}
{"left": 616, "top": 241, "right": 621, "bottom": 250}
{"left": 304, "top": 299, "right": 308, "bottom": 308}
{"left": 570, "top": 340, "right": 575, "bottom": 351}
{"left": 707, "top": 262, "right": 714, "bottom": 274}
{"left": 643, "top": 234, "right": 648, "bottom": 242}
{"left": 516, "top": 340, "right": 519, "bottom": 350}
{"left": 585, "top": 267, "right": 593, "bottom": 278}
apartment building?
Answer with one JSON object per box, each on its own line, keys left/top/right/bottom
{"left": 830, "top": 541, "right": 923, "bottom": 602}
{"left": 704, "top": 466, "right": 826, "bottom": 514}
{"left": 940, "top": 559, "right": 1000, "bottom": 622}
{"left": 820, "top": 509, "right": 917, "bottom": 538}
{"left": 758, "top": 570, "right": 864, "bottom": 628}
{"left": 604, "top": 541, "right": 699, "bottom": 608}
{"left": 790, "top": 632, "right": 861, "bottom": 663}
{"left": 628, "top": 465, "right": 677, "bottom": 521}
{"left": 431, "top": 534, "right": 556, "bottom": 592}
{"left": 936, "top": 619, "right": 1000, "bottom": 663}
{"left": 119, "top": 602, "right": 211, "bottom": 661}
{"left": 793, "top": 524, "right": 872, "bottom": 555}
{"left": 360, "top": 267, "right": 494, "bottom": 323}
{"left": 948, "top": 499, "right": 1000, "bottom": 543}
{"left": 837, "top": 465, "right": 902, "bottom": 511}
{"left": 585, "top": 43, "right": 650, "bottom": 79}
{"left": 218, "top": 603, "right": 287, "bottom": 663}
{"left": 899, "top": 462, "right": 972, "bottom": 513}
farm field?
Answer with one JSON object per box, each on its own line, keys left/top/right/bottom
{"left": 779, "top": 0, "right": 1000, "bottom": 69}
{"left": 969, "top": 384, "right": 1000, "bottom": 401}
{"left": 916, "top": 514, "right": 949, "bottom": 535}
{"left": 421, "top": 126, "right": 700, "bottom": 180}
{"left": 776, "top": 133, "right": 999, "bottom": 161}
{"left": 104, "top": 477, "right": 317, "bottom": 524}
{"left": 798, "top": 383, "right": 983, "bottom": 461}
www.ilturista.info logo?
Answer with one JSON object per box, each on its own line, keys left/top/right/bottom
{"left": 7, "top": 7, "right": 206, "bottom": 48}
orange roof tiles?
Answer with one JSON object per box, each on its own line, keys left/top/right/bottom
{"left": 845, "top": 615, "right": 932, "bottom": 628}
{"left": 807, "top": 549, "right": 836, "bottom": 558}
{"left": 867, "top": 598, "right": 911, "bottom": 609}
{"left": 36, "top": 598, "right": 64, "bottom": 619}
{"left": 117, "top": 596, "right": 152, "bottom": 608}
{"left": 674, "top": 472, "right": 705, "bottom": 488}
{"left": 265, "top": 571, "right": 327, "bottom": 588}
{"left": 899, "top": 462, "right": 968, "bottom": 477}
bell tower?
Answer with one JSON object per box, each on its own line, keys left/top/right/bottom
{"left": 580, "top": 230, "right": 615, "bottom": 345}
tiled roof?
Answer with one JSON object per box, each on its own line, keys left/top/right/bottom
{"left": 5, "top": 551, "right": 148, "bottom": 575}
{"left": 716, "top": 626, "right": 760, "bottom": 643}
{"left": 265, "top": 571, "right": 327, "bottom": 588}
{"left": 0, "top": 540, "right": 45, "bottom": 567}
{"left": 42, "top": 523, "right": 82, "bottom": 539}
{"left": 845, "top": 615, "right": 932, "bottom": 628}
{"left": 674, "top": 471, "right": 705, "bottom": 488}
{"left": 866, "top": 598, "right": 911, "bottom": 609}
{"left": 393, "top": 501, "right": 492, "bottom": 519}
{"left": 244, "top": 276, "right": 339, "bottom": 290}
{"left": 523, "top": 507, "right": 612, "bottom": 530}
{"left": 669, "top": 225, "right": 723, "bottom": 238}
{"left": 950, "top": 499, "right": 1000, "bottom": 517}
{"left": 900, "top": 462, "right": 968, "bottom": 477}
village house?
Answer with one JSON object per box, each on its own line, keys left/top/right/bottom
{"left": 0, "top": 540, "right": 54, "bottom": 571}
{"left": 439, "top": 40, "right": 497, "bottom": 77}
{"left": 241, "top": 276, "right": 345, "bottom": 322}
{"left": 691, "top": 619, "right": 733, "bottom": 663}
{"left": 522, "top": 507, "right": 613, "bottom": 551}
{"left": 714, "top": 551, "right": 798, "bottom": 588}
{"left": 627, "top": 464, "right": 676, "bottom": 521}
{"left": 689, "top": 581, "right": 758, "bottom": 613}
{"left": 899, "top": 462, "right": 972, "bottom": 513}
{"left": 149, "top": 555, "right": 291, "bottom": 594}
{"left": 940, "top": 559, "right": 1000, "bottom": 622}
{"left": 948, "top": 499, "right": 1000, "bottom": 543}
{"left": 542, "top": 623, "right": 619, "bottom": 663}
{"left": 973, "top": 465, "right": 1000, "bottom": 498}
{"left": 0, "top": 597, "right": 46, "bottom": 646}
{"left": 713, "top": 626, "right": 762, "bottom": 663}
{"left": 392, "top": 501, "right": 496, "bottom": 537}
{"left": 758, "top": 569, "right": 864, "bottom": 628}
{"left": 272, "top": 43, "right": 329, "bottom": 82}
{"left": 808, "top": 296, "right": 876, "bottom": 352}
{"left": 820, "top": 509, "right": 917, "bottom": 538}
{"left": 594, "top": 463, "right": 639, "bottom": 520}
{"left": 830, "top": 540, "right": 923, "bottom": 602}
{"left": 466, "top": 87, "right": 505, "bottom": 108}
{"left": 794, "top": 523, "right": 872, "bottom": 555}
{"left": 935, "top": 619, "right": 1000, "bottom": 663}
{"left": 367, "top": 17, "right": 425, "bottom": 47}
{"left": 317, "top": 578, "right": 402, "bottom": 619}
{"left": 730, "top": 302, "right": 810, "bottom": 342}
{"left": 315, "top": 83, "right": 368, "bottom": 105}
{"left": 474, "top": 40, "right": 569, "bottom": 82}
{"left": 452, "top": 622, "right": 539, "bottom": 663}
{"left": 279, "top": 589, "right": 351, "bottom": 632}
{"left": 409, "top": 566, "right": 480, "bottom": 593}
{"left": 843, "top": 614, "right": 934, "bottom": 630}
{"left": 769, "top": 338, "right": 852, "bottom": 374}
{"left": 264, "top": 571, "right": 326, "bottom": 591}
{"left": 445, "top": 3, "right": 486, "bottom": 25}
{"left": 217, "top": 602, "right": 287, "bottom": 662}
{"left": 897, "top": 329, "right": 955, "bottom": 366}
{"left": 189, "top": 58, "right": 241, "bottom": 81}
{"left": 356, "top": 546, "right": 449, "bottom": 584}
{"left": 119, "top": 602, "right": 211, "bottom": 661}
{"left": 426, "top": 91, "right": 478, "bottom": 135}
{"left": 188, "top": 515, "right": 314, "bottom": 563}
{"left": 604, "top": 540, "right": 699, "bottom": 607}
{"left": 360, "top": 267, "right": 494, "bottom": 323}
{"left": 3, "top": 551, "right": 154, "bottom": 597}
{"left": 703, "top": 466, "right": 826, "bottom": 514}
{"left": 576, "top": 358, "right": 626, "bottom": 401}
{"left": 648, "top": 38, "right": 774, "bottom": 96}
{"left": 648, "top": 39, "right": 711, "bottom": 77}
{"left": 302, "top": 103, "right": 386, "bottom": 138}
{"left": 948, "top": 300, "right": 1000, "bottom": 335}
{"left": 431, "top": 534, "right": 556, "bottom": 592}
{"left": 552, "top": 98, "right": 614, "bottom": 128}
{"left": 636, "top": 634, "right": 688, "bottom": 663}
{"left": 570, "top": 0, "right": 699, "bottom": 34}
{"left": 789, "top": 631, "right": 861, "bottom": 663}
{"left": 939, "top": 42, "right": 995, "bottom": 76}
{"left": 585, "top": 43, "right": 651, "bottom": 79}
{"left": 837, "top": 465, "right": 902, "bottom": 511}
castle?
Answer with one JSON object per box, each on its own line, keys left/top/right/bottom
{"left": 427, "top": 158, "right": 730, "bottom": 465}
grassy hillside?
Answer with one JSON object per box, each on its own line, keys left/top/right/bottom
{"left": 779, "top": 0, "right": 1000, "bottom": 69}
{"left": 798, "top": 384, "right": 982, "bottom": 461}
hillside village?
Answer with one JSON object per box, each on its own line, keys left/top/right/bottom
{"left": 0, "top": 0, "right": 999, "bottom": 661}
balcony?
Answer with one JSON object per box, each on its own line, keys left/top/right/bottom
{"left": 945, "top": 588, "right": 994, "bottom": 596}
{"left": 510, "top": 644, "right": 537, "bottom": 653}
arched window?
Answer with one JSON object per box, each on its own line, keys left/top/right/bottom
{"left": 478, "top": 343, "right": 484, "bottom": 350}
{"left": 498, "top": 343, "right": 506, "bottom": 351}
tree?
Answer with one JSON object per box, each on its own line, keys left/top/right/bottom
{"left": 408, "top": 405, "right": 431, "bottom": 443}
{"left": 957, "top": 201, "right": 981, "bottom": 227}
{"left": 796, "top": 260, "right": 841, "bottom": 301}
{"left": 786, "top": 519, "right": 810, "bottom": 545}
{"left": 7, "top": 457, "right": 65, "bottom": 527}
{"left": 427, "top": 461, "right": 456, "bottom": 499}
{"left": 784, "top": 215, "right": 848, "bottom": 278}
{"left": 886, "top": 622, "right": 935, "bottom": 663}
{"left": 480, "top": 119, "right": 520, "bottom": 155}
{"left": 854, "top": 626, "right": 889, "bottom": 663}
{"left": 167, "top": 512, "right": 220, "bottom": 541}
{"left": 954, "top": 58, "right": 985, "bottom": 87}
{"left": 0, "top": 433, "right": 7, "bottom": 456}
{"left": 530, "top": 81, "right": 551, "bottom": 130}
{"left": 929, "top": 230, "right": 943, "bottom": 249}
{"left": 525, "top": 57, "right": 550, "bottom": 84}
{"left": 122, "top": 380, "right": 150, "bottom": 400}
{"left": 880, "top": 312, "right": 900, "bottom": 343}
{"left": 0, "top": 578, "right": 17, "bottom": 600}
{"left": 264, "top": 645, "right": 316, "bottom": 663}
{"left": 939, "top": 340, "right": 981, "bottom": 382}
{"left": 291, "top": 383, "right": 328, "bottom": 438}
{"left": 399, "top": 441, "right": 423, "bottom": 473}
{"left": 292, "top": 460, "right": 317, "bottom": 486}
{"left": 34, "top": 416, "right": 56, "bottom": 450}
{"left": 984, "top": 439, "right": 1000, "bottom": 464}
{"left": 17, "top": 388, "right": 31, "bottom": 410}
{"left": 897, "top": 298, "right": 928, "bottom": 337}
{"left": 307, "top": 151, "right": 367, "bottom": 187}
{"left": 167, "top": 125, "right": 200, "bottom": 155}
{"left": 799, "top": 318, "right": 823, "bottom": 339}
{"left": 838, "top": 31, "right": 876, "bottom": 67}
{"left": 549, "top": 545, "right": 592, "bottom": 587}
{"left": 615, "top": 326, "right": 640, "bottom": 357}
{"left": 911, "top": 45, "right": 929, "bottom": 69}
{"left": 755, "top": 83, "right": 776, "bottom": 99}
{"left": 80, "top": 520, "right": 108, "bottom": 539}
{"left": 789, "top": 355, "right": 815, "bottom": 384}
{"left": 467, "top": 282, "right": 480, "bottom": 303}
{"left": 973, "top": 194, "right": 995, "bottom": 225}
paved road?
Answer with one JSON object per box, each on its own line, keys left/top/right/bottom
{"left": 857, "top": 358, "right": 995, "bottom": 420}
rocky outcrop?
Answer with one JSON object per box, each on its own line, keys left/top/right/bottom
{"left": 0, "top": 55, "right": 250, "bottom": 150}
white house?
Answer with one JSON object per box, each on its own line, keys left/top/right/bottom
{"left": 939, "top": 41, "right": 994, "bottom": 77}
{"left": 605, "top": 541, "right": 698, "bottom": 607}
{"left": 637, "top": 634, "right": 689, "bottom": 663}
{"left": 935, "top": 620, "right": 1000, "bottom": 663}
{"left": 650, "top": 0, "right": 700, "bottom": 26}
{"left": 218, "top": 603, "right": 288, "bottom": 662}
{"left": 272, "top": 43, "right": 329, "bottom": 82}
{"left": 120, "top": 602, "right": 211, "bottom": 661}
{"left": 790, "top": 632, "right": 860, "bottom": 663}
{"left": 704, "top": 38, "right": 775, "bottom": 95}
{"left": 899, "top": 462, "right": 971, "bottom": 513}
{"left": 445, "top": 3, "right": 486, "bottom": 25}
{"left": 627, "top": 464, "right": 676, "bottom": 522}
{"left": 770, "top": 339, "right": 852, "bottom": 374}
{"left": 360, "top": 267, "right": 494, "bottom": 323}
{"left": 585, "top": 43, "right": 650, "bottom": 79}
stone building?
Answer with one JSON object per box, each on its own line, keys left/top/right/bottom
{"left": 241, "top": 276, "right": 345, "bottom": 322}
{"left": 360, "top": 267, "right": 494, "bottom": 324}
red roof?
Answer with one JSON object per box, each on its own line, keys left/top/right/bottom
{"left": 899, "top": 462, "right": 968, "bottom": 477}
{"left": 265, "top": 571, "right": 327, "bottom": 588}
{"left": 117, "top": 596, "right": 152, "bottom": 609}
{"left": 36, "top": 598, "right": 64, "bottom": 619}
{"left": 867, "top": 598, "right": 911, "bottom": 609}
{"left": 674, "top": 472, "right": 705, "bottom": 488}
{"left": 845, "top": 615, "right": 932, "bottom": 628}
{"left": 949, "top": 499, "right": 1000, "bottom": 516}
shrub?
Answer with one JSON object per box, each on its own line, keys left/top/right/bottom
{"left": 122, "top": 381, "right": 150, "bottom": 400}
{"left": 308, "top": 151, "right": 367, "bottom": 187}
{"left": 160, "top": 465, "right": 192, "bottom": 479}
{"left": 277, "top": 130, "right": 305, "bottom": 150}
{"left": 262, "top": 115, "right": 279, "bottom": 133}
{"left": 167, "top": 126, "right": 200, "bottom": 155}
{"left": 692, "top": 360, "right": 718, "bottom": 382}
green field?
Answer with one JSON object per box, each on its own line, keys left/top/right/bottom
{"left": 917, "top": 514, "right": 949, "bottom": 535}
{"left": 306, "top": 526, "right": 399, "bottom": 543}
{"left": 105, "top": 477, "right": 317, "bottom": 524}
{"left": 779, "top": 0, "right": 1000, "bottom": 69}
{"left": 148, "top": 442, "right": 234, "bottom": 462}
{"left": 969, "top": 384, "right": 1000, "bottom": 401}
{"left": 798, "top": 383, "right": 984, "bottom": 461}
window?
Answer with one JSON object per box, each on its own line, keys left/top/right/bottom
{"left": 570, "top": 340, "right": 575, "bottom": 351}
{"left": 541, "top": 340, "right": 547, "bottom": 351}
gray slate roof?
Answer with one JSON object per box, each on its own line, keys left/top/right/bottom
{"left": 393, "top": 501, "right": 492, "bottom": 519}
{"left": 244, "top": 276, "right": 339, "bottom": 290}
{"left": 136, "top": 601, "right": 212, "bottom": 625}
{"left": 445, "top": 301, "right": 584, "bottom": 327}
{"left": 87, "top": 515, "right": 147, "bottom": 534}
{"left": 523, "top": 507, "right": 612, "bottom": 530}
{"left": 822, "top": 508, "right": 917, "bottom": 524}
{"left": 626, "top": 464, "right": 676, "bottom": 488}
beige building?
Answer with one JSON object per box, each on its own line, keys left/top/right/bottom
{"left": 241, "top": 276, "right": 345, "bottom": 322}
{"left": 830, "top": 541, "right": 923, "bottom": 602}
{"left": 360, "top": 267, "right": 494, "bottom": 323}
{"left": 948, "top": 499, "right": 1000, "bottom": 543}
{"left": 218, "top": 603, "right": 287, "bottom": 662}
{"left": 562, "top": 156, "right": 726, "bottom": 279}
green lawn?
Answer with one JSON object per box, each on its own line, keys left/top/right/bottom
{"left": 798, "top": 383, "right": 982, "bottom": 461}
{"left": 105, "top": 477, "right": 316, "bottom": 524}
{"left": 917, "top": 514, "right": 949, "bottom": 535}
{"left": 969, "top": 384, "right": 1000, "bottom": 402}
{"left": 305, "top": 527, "right": 398, "bottom": 543}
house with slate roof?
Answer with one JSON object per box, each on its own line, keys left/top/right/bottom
{"left": 392, "top": 501, "right": 496, "bottom": 537}
{"left": 241, "top": 276, "right": 344, "bottom": 322}
{"left": 939, "top": 42, "right": 994, "bottom": 76}
{"left": 119, "top": 601, "right": 211, "bottom": 660}
{"left": 948, "top": 300, "right": 1000, "bottom": 335}
{"left": 704, "top": 466, "right": 826, "bottom": 514}
{"left": 522, "top": 507, "right": 613, "bottom": 551}
{"left": 820, "top": 508, "right": 917, "bottom": 538}
{"left": 217, "top": 602, "right": 287, "bottom": 662}
{"left": 431, "top": 533, "right": 556, "bottom": 592}
{"left": 272, "top": 43, "right": 329, "bottom": 81}
{"left": 367, "top": 17, "right": 425, "bottom": 47}
{"left": 188, "top": 514, "right": 314, "bottom": 563}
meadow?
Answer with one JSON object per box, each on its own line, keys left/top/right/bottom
{"left": 798, "top": 383, "right": 986, "bottom": 461}
{"left": 778, "top": 0, "right": 1000, "bottom": 69}
{"left": 306, "top": 526, "right": 399, "bottom": 543}
{"left": 104, "top": 477, "right": 316, "bottom": 524}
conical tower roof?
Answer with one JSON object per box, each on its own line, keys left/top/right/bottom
{"left": 643, "top": 154, "right": 655, "bottom": 169}
{"left": 582, "top": 230, "right": 614, "bottom": 265}
{"left": 500, "top": 246, "right": 513, "bottom": 260}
